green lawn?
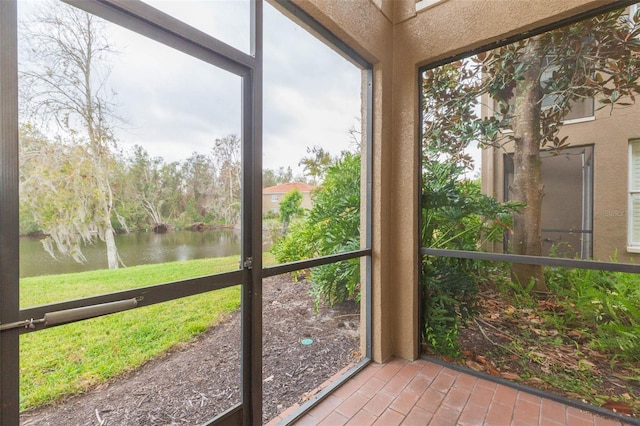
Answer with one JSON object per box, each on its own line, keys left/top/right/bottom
{"left": 20, "top": 254, "right": 275, "bottom": 411}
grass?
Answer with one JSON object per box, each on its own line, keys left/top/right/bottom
{"left": 20, "top": 253, "right": 275, "bottom": 411}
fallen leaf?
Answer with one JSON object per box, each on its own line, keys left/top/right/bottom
{"left": 465, "top": 359, "right": 485, "bottom": 372}
{"left": 524, "top": 377, "right": 544, "bottom": 385}
{"left": 462, "top": 350, "right": 475, "bottom": 358}
{"left": 538, "top": 300, "right": 564, "bottom": 312}
{"left": 500, "top": 372, "right": 521, "bottom": 381}
{"left": 475, "top": 355, "right": 488, "bottom": 365}
{"left": 602, "top": 401, "right": 633, "bottom": 415}
{"left": 496, "top": 333, "right": 514, "bottom": 342}
{"left": 486, "top": 365, "right": 500, "bottom": 376}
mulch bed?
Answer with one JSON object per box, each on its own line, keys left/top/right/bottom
{"left": 425, "top": 286, "right": 640, "bottom": 419}
{"left": 21, "top": 275, "right": 361, "bottom": 425}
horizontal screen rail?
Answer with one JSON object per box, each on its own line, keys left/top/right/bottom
{"left": 542, "top": 229, "right": 593, "bottom": 234}
{"left": 421, "top": 248, "right": 640, "bottom": 274}
{"left": 65, "top": 0, "right": 255, "bottom": 76}
{"left": 263, "top": 249, "right": 371, "bottom": 278}
{"left": 18, "top": 270, "right": 243, "bottom": 334}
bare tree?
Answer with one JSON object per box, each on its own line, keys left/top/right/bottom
{"left": 212, "top": 135, "right": 241, "bottom": 225}
{"left": 20, "top": 2, "right": 124, "bottom": 269}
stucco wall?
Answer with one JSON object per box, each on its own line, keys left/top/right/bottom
{"left": 548, "top": 103, "right": 640, "bottom": 262}
{"left": 279, "top": 0, "right": 619, "bottom": 362}
{"left": 261, "top": 192, "right": 314, "bottom": 216}
{"left": 482, "top": 99, "right": 640, "bottom": 263}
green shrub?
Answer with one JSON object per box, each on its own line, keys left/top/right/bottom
{"left": 272, "top": 152, "right": 361, "bottom": 306}
{"left": 421, "top": 161, "right": 520, "bottom": 356}
{"left": 545, "top": 265, "right": 640, "bottom": 361}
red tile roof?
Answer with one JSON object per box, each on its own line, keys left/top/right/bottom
{"left": 263, "top": 182, "right": 317, "bottom": 194}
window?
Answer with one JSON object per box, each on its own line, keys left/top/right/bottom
{"left": 271, "top": 194, "right": 278, "bottom": 202}
{"left": 497, "top": 96, "right": 594, "bottom": 125}
{"left": 629, "top": 140, "right": 640, "bottom": 250}
{"left": 1, "top": 1, "right": 373, "bottom": 424}
{"left": 416, "top": 0, "right": 445, "bottom": 12}
{"left": 496, "top": 62, "right": 596, "bottom": 124}
{"left": 541, "top": 93, "right": 594, "bottom": 122}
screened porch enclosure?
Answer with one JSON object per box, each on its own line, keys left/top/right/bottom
{"left": 3, "top": 0, "right": 640, "bottom": 425}
{"left": 1, "top": 0, "right": 372, "bottom": 424}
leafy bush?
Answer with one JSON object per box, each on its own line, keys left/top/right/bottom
{"left": 272, "top": 152, "right": 361, "bottom": 306}
{"left": 421, "top": 161, "right": 520, "bottom": 356}
{"left": 545, "top": 265, "right": 640, "bottom": 361}
{"left": 279, "top": 188, "right": 304, "bottom": 236}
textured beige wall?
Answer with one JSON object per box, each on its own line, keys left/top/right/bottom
{"left": 556, "top": 104, "right": 640, "bottom": 262}
{"left": 282, "top": 0, "right": 618, "bottom": 362}
{"left": 481, "top": 101, "right": 640, "bottom": 263}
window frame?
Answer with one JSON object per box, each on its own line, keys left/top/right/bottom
{"left": 628, "top": 139, "right": 640, "bottom": 251}
{"left": 0, "top": 1, "right": 374, "bottom": 424}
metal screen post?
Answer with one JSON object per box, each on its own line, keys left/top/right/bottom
{"left": 240, "top": 1, "right": 263, "bottom": 425}
{"left": 365, "top": 68, "right": 373, "bottom": 359}
{"left": 0, "top": 0, "right": 20, "bottom": 423}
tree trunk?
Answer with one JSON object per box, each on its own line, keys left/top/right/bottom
{"left": 510, "top": 36, "right": 548, "bottom": 293}
{"left": 104, "top": 226, "right": 119, "bottom": 270}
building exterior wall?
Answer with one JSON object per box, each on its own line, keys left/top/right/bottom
{"left": 284, "top": 0, "right": 616, "bottom": 363}
{"left": 482, "top": 101, "right": 640, "bottom": 263}
{"left": 261, "top": 191, "right": 314, "bottom": 216}
{"left": 572, "top": 104, "right": 640, "bottom": 262}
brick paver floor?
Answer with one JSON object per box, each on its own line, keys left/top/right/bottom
{"left": 267, "top": 358, "right": 634, "bottom": 426}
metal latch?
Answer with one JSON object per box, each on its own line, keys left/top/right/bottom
{"left": 0, "top": 318, "right": 44, "bottom": 331}
{"left": 243, "top": 257, "right": 253, "bottom": 269}
{"left": 0, "top": 297, "right": 141, "bottom": 332}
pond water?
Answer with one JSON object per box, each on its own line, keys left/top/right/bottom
{"left": 20, "top": 229, "right": 242, "bottom": 278}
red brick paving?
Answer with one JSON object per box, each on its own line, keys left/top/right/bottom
{"left": 266, "top": 358, "right": 634, "bottom": 426}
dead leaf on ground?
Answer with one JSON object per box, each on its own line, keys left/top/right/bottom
{"left": 486, "top": 365, "right": 500, "bottom": 377}
{"left": 475, "top": 355, "right": 488, "bottom": 365}
{"left": 602, "top": 400, "right": 634, "bottom": 415}
{"left": 500, "top": 372, "right": 521, "bottom": 381}
{"left": 465, "top": 359, "right": 485, "bottom": 372}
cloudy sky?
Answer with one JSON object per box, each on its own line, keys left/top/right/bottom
{"left": 19, "top": 1, "right": 362, "bottom": 174}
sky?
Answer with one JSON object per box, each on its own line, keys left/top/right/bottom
{"left": 18, "top": 1, "right": 362, "bottom": 174}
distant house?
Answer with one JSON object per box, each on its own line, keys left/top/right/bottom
{"left": 262, "top": 182, "right": 317, "bottom": 216}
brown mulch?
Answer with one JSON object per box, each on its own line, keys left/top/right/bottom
{"left": 20, "top": 275, "right": 361, "bottom": 425}
{"left": 425, "top": 287, "right": 640, "bottom": 418}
